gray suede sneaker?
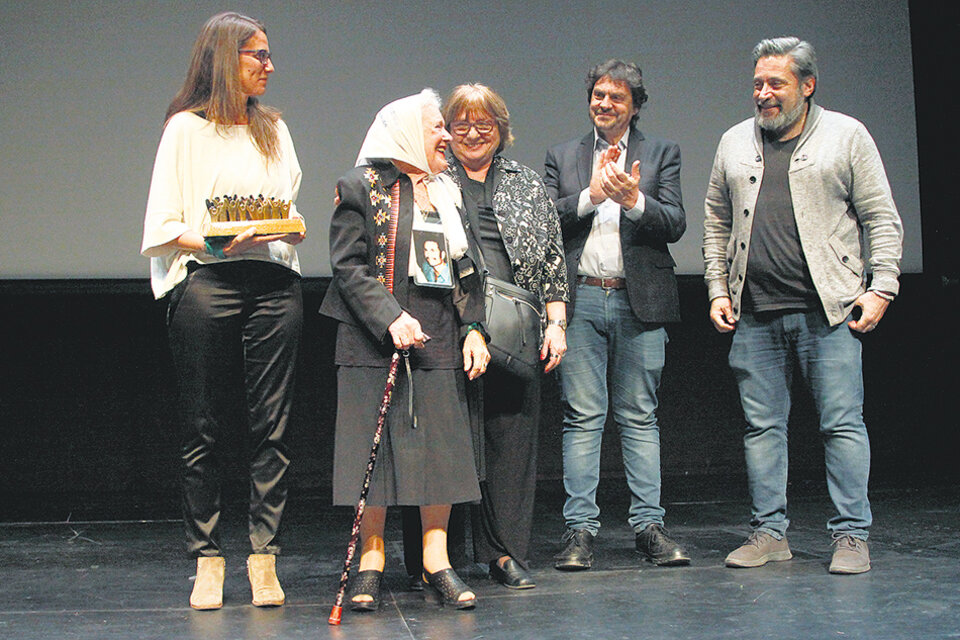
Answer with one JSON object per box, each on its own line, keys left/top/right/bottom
{"left": 725, "top": 531, "right": 793, "bottom": 568}
{"left": 829, "top": 535, "right": 871, "bottom": 574}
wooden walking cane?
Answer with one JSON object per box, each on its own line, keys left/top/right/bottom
{"left": 328, "top": 350, "right": 402, "bottom": 625}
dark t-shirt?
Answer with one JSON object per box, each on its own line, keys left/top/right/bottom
{"left": 744, "top": 133, "right": 819, "bottom": 313}
{"left": 460, "top": 164, "right": 514, "bottom": 283}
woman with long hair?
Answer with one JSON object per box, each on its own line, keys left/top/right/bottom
{"left": 141, "top": 11, "right": 305, "bottom": 610}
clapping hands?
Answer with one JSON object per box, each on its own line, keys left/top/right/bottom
{"left": 588, "top": 145, "right": 641, "bottom": 209}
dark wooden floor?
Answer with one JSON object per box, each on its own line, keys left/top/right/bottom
{"left": 2, "top": 479, "right": 958, "bottom": 639}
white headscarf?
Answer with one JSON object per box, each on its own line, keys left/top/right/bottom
{"left": 356, "top": 89, "right": 468, "bottom": 260}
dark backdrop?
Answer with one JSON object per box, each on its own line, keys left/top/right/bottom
{"left": 1, "top": 273, "right": 954, "bottom": 522}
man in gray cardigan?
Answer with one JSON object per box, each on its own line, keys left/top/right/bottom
{"left": 703, "top": 37, "right": 902, "bottom": 575}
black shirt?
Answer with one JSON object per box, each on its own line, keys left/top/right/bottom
{"left": 744, "top": 133, "right": 819, "bottom": 313}
{"left": 459, "top": 163, "right": 514, "bottom": 283}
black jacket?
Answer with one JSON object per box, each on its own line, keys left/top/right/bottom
{"left": 543, "top": 126, "right": 686, "bottom": 322}
{"left": 320, "top": 162, "right": 485, "bottom": 366}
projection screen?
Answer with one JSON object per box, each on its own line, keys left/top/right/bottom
{"left": 0, "top": 0, "right": 920, "bottom": 279}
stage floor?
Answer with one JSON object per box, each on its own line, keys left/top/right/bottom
{"left": 2, "top": 481, "right": 958, "bottom": 639}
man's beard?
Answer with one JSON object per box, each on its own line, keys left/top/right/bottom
{"left": 756, "top": 93, "right": 807, "bottom": 136}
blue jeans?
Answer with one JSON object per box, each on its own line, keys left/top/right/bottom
{"left": 729, "top": 311, "right": 871, "bottom": 540}
{"left": 559, "top": 284, "right": 667, "bottom": 535}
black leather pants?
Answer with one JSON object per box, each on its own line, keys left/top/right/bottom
{"left": 166, "top": 261, "right": 302, "bottom": 557}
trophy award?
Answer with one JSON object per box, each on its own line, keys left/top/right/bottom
{"left": 203, "top": 194, "right": 305, "bottom": 237}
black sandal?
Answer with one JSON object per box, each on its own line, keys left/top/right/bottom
{"left": 347, "top": 570, "right": 383, "bottom": 611}
{"left": 422, "top": 568, "right": 477, "bottom": 609}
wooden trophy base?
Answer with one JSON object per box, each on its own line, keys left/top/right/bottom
{"left": 204, "top": 218, "right": 305, "bottom": 237}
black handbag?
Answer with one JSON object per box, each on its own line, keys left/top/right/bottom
{"left": 483, "top": 274, "right": 542, "bottom": 380}
{"left": 460, "top": 161, "right": 543, "bottom": 380}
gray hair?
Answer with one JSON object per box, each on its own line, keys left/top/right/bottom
{"left": 752, "top": 37, "right": 818, "bottom": 95}
{"left": 420, "top": 87, "right": 442, "bottom": 110}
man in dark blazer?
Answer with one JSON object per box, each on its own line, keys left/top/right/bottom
{"left": 544, "top": 59, "right": 688, "bottom": 570}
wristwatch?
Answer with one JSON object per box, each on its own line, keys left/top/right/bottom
{"left": 546, "top": 319, "right": 567, "bottom": 330}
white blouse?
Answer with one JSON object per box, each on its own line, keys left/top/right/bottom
{"left": 141, "top": 111, "right": 302, "bottom": 298}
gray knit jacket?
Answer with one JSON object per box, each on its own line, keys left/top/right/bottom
{"left": 703, "top": 102, "right": 903, "bottom": 326}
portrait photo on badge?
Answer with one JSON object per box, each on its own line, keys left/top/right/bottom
{"left": 413, "top": 229, "right": 454, "bottom": 289}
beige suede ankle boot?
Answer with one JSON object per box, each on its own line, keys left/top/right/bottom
{"left": 247, "top": 554, "right": 285, "bottom": 607}
{"left": 190, "top": 556, "right": 225, "bottom": 610}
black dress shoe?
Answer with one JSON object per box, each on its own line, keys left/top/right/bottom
{"left": 554, "top": 528, "right": 594, "bottom": 570}
{"left": 635, "top": 524, "right": 690, "bottom": 566}
{"left": 489, "top": 558, "right": 536, "bottom": 590}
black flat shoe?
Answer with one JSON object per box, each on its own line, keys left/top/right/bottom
{"left": 347, "top": 569, "right": 383, "bottom": 611}
{"left": 489, "top": 558, "right": 536, "bottom": 590}
{"left": 407, "top": 573, "right": 424, "bottom": 592}
{"left": 422, "top": 568, "right": 477, "bottom": 609}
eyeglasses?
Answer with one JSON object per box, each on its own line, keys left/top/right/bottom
{"left": 449, "top": 120, "right": 496, "bottom": 136}
{"left": 239, "top": 49, "right": 272, "bottom": 65}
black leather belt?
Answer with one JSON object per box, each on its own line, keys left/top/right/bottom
{"left": 577, "top": 276, "right": 626, "bottom": 289}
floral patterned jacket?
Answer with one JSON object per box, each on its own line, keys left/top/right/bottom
{"left": 446, "top": 155, "right": 569, "bottom": 307}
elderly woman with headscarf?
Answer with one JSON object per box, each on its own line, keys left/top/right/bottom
{"left": 320, "top": 89, "right": 490, "bottom": 611}
{"left": 141, "top": 11, "right": 304, "bottom": 610}
{"left": 442, "top": 84, "right": 569, "bottom": 589}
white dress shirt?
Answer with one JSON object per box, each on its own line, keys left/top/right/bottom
{"left": 575, "top": 131, "right": 646, "bottom": 278}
